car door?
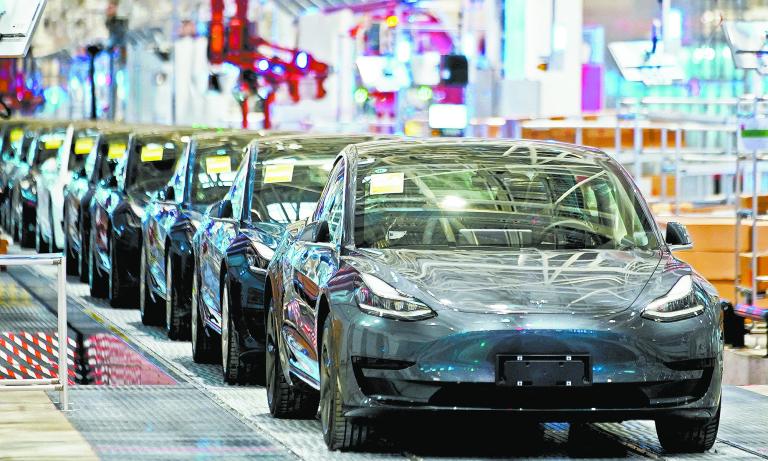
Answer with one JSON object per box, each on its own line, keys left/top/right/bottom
{"left": 284, "top": 159, "right": 346, "bottom": 384}
{"left": 199, "top": 156, "right": 248, "bottom": 332}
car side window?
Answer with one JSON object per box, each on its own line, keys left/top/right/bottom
{"left": 313, "top": 159, "right": 345, "bottom": 243}
{"left": 229, "top": 159, "right": 249, "bottom": 220}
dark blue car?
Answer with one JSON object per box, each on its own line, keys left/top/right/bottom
{"left": 191, "top": 134, "right": 390, "bottom": 385}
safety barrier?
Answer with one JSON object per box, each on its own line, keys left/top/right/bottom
{"left": 0, "top": 254, "right": 68, "bottom": 410}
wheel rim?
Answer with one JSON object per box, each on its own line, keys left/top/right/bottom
{"left": 320, "top": 330, "right": 333, "bottom": 437}
{"left": 191, "top": 269, "right": 199, "bottom": 353}
{"left": 265, "top": 306, "right": 276, "bottom": 408}
{"left": 165, "top": 253, "right": 173, "bottom": 330}
{"left": 221, "top": 286, "right": 229, "bottom": 371}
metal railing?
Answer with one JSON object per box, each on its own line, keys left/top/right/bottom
{"left": 0, "top": 253, "right": 68, "bottom": 410}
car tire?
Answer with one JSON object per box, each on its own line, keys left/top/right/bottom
{"left": 18, "top": 206, "right": 34, "bottom": 248}
{"left": 191, "top": 267, "right": 220, "bottom": 363}
{"left": 656, "top": 403, "right": 720, "bottom": 453}
{"left": 221, "top": 275, "right": 264, "bottom": 385}
{"left": 78, "top": 223, "right": 89, "bottom": 283}
{"left": 266, "top": 298, "right": 319, "bottom": 418}
{"left": 108, "top": 236, "right": 132, "bottom": 308}
{"left": 320, "top": 314, "right": 371, "bottom": 451}
{"left": 63, "top": 213, "right": 78, "bottom": 275}
{"left": 140, "top": 245, "right": 164, "bottom": 325}
{"left": 165, "top": 251, "right": 190, "bottom": 341}
{"left": 89, "top": 232, "right": 108, "bottom": 298}
{"left": 48, "top": 207, "right": 60, "bottom": 253}
{"left": 35, "top": 222, "right": 51, "bottom": 253}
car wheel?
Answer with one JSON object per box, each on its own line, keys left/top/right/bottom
{"left": 35, "top": 223, "right": 50, "bottom": 253}
{"left": 656, "top": 402, "right": 720, "bottom": 453}
{"left": 18, "top": 203, "right": 34, "bottom": 248}
{"left": 140, "top": 245, "right": 164, "bottom": 325}
{"left": 191, "top": 267, "right": 219, "bottom": 363}
{"left": 78, "top": 224, "right": 89, "bottom": 283}
{"left": 108, "top": 236, "right": 131, "bottom": 308}
{"left": 320, "top": 314, "right": 371, "bottom": 451}
{"left": 220, "top": 275, "right": 262, "bottom": 385}
{"left": 165, "top": 251, "right": 189, "bottom": 341}
{"left": 89, "top": 232, "right": 108, "bottom": 298}
{"left": 63, "top": 213, "right": 78, "bottom": 275}
{"left": 265, "top": 298, "right": 319, "bottom": 418}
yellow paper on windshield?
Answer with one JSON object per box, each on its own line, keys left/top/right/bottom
{"left": 44, "top": 138, "right": 63, "bottom": 150}
{"left": 263, "top": 163, "right": 294, "bottom": 184}
{"left": 205, "top": 156, "right": 231, "bottom": 174}
{"left": 9, "top": 128, "right": 23, "bottom": 143}
{"left": 108, "top": 143, "right": 126, "bottom": 159}
{"left": 141, "top": 144, "right": 164, "bottom": 162}
{"left": 74, "top": 138, "right": 95, "bottom": 155}
{"left": 369, "top": 172, "right": 404, "bottom": 195}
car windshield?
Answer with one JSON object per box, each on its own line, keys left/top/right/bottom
{"left": 68, "top": 130, "right": 98, "bottom": 171}
{"left": 33, "top": 130, "right": 66, "bottom": 167}
{"left": 189, "top": 141, "right": 248, "bottom": 206}
{"left": 250, "top": 145, "right": 341, "bottom": 225}
{"left": 353, "top": 144, "right": 659, "bottom": 251}
{"left": 126, "top": 138, "right": 185, "bottom": 195}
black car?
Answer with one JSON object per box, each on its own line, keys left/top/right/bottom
{"left": 89, "top": 127, "right": 214, "bottom": 307}
{"left": 63, "top": 126, "right": 132, "bottom": 280}
{"left": 192, "top": 134, "right": 391, "bottom": 385}
{"left": 140, "top": 130, "right": 290, "bottom": 337}
{"left": 265, "top": 139, "right": 723, "bottom": 452}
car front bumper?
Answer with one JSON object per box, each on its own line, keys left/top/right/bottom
{"left": 333, "top": 305, "right": 723, "bottom": 422}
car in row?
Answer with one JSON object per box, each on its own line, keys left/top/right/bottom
{"left": 0, "top": 119, "right": 724, "bottom": 453}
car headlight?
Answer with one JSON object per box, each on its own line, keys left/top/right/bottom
{"left": 246, "top": 241, "right": 274, "bottom": 272}
{"left": 642, "top": 275, "right": 704, "bottom": 322}
{"left": 356, "top": 273, "right": 435, "bottom": 321}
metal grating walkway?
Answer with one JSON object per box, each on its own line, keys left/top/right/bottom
{"left": 5, "top": 252, "right": 768, "bottom": 460}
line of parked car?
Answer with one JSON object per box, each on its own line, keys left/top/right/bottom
{"left": 0, "top": 118, "right": 724, "bottom": 452}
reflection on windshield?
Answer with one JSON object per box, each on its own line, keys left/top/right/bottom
{"left": 250, "top": 158, "right": 334, "bottom": 224}
{"left": 190, "top": 143, "right": 247, "bottom": 205}
{"left": 127, "top": 141, "right": 184, "bottom": 194}
{"left": 354, "top": 146, "right": 659, "bottom": 251}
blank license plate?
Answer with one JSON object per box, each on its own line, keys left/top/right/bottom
{"left": 498, "top": 355, "right": 590, "bottom": 387}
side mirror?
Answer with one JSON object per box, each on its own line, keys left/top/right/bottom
{"left": 665, "top": 222, "right": 693, "bottom": 251}
{"left": 219, "top": 199, "right": 233, "bottom": 219}
{"left": 164, "top": 185, "right": 175, "bottom": 202}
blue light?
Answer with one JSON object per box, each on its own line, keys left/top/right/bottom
{"left": 272, "top": 65, "right": 284, "bottom": 75}
{"left": 295, "top": 51, "right": 308, "bottom": 69}
{"left": 257, "top": 59, "right": 269, "bottom": 72}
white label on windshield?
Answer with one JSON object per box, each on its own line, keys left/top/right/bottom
{"left": 369, "top": 172, "right": 404, "bottom": 195}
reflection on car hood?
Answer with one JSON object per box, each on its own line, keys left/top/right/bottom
{"left": 347, "top": 248, "right": 662, "bottom": 315}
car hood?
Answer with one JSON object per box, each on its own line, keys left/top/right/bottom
{"left": 345, "top": 248, "right": 662, "bottom": 315}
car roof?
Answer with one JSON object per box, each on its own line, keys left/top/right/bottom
{"left": 351, "top": 138, "right": 610, "bottom": 161}
{"left": 249, "top": 133, "right": 397, "bottom": 152}
{"left": 192, "top": 130, "right": 298, "bottom": 149}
